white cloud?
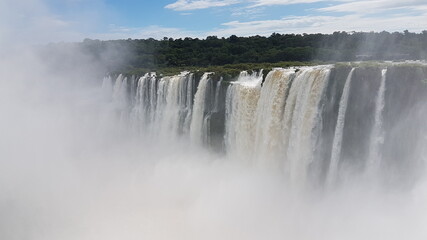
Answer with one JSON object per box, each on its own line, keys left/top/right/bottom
{"left": 92, "top": 9, "right": 427, "bottom": 40}
{"left": 159, "top": 0, "right": 427, "bottom": 37}
{"left": 165, "top": 0, "right": 241, "bottom": 11}
{"left": 164, "top": 0, "right": 427, "bottom": 15}
{"left": 164, "top": 0, "right": 352, "bottom": 11}
{"left": 5, "top": 0, "right": 426, "bottom": 43}
{"left": 319, "top": 0, "right": 427, "bottom": 13}
{"left": 207, "top": 15, "right": 336, "bottom": 36}
{"left": 207, "top": 13, "right": 427, "bottom": 37}
{"left": 247, "top": 0, "right": 331, "bottom": 8}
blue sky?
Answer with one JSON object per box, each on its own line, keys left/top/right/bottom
{"left": 2, "top": 0, "right": 427, "bottom": 43}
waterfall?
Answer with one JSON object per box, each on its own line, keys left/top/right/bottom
{"left": 180, "top": 73, "right": 195, "bottom": 134}
{"left": 127, "top": 72, "right": 192, "bottom": 138}
{"left": 101, "top": 62, "right": 427, "bottom": 189}
{"left": 224, "top": 71, "right": 263, "bottom": 162}
{"left": 254, "top": 68, "right": 295, "bottom": 168}
{"left": 102, "top": 75, "right": 113, "bottom": 98}
{"left": 190, "top": 72, "right": 212, "bottom": 145}
{"left": 326, "top": 68, "right": 355, "bottom": 186}
{"left": 147, "top": 73, "right": 157, "bottom": 124}
{"left": 282, "top": 67, "right": 331, "bottom": 186}
{"left": 112, "top": 74, "right": 126, "bottom": 109}
{"left": 131, "top": 73, "right": 149, "bottom": 130}
{"left": 213, "top": 78, "right": 222, "bottom": 112}
{"left": 111, "top": 74, "right": 129, "bottom": 125}
{"left": 157, "top": 75, "right": 181, "bottom": 137}
{"left": 366, "top": 68, "right": 387, "bottom": 177}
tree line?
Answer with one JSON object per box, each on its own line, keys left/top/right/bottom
{"left": 43, "top": 31, "right": 427, "bottom": 73}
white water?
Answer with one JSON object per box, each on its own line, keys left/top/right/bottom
{"left": 3, "top": 52, "right": 427, "bottom": 240}
{"left": 254, "top": 69, "right": 295, "bottom": 169}
{"left": 282, "top": 67, "right": 331, "bottom": 187}
{"left": 76, "top": 64, "right": 427, "bottom": 240}
{"left": 326, "top": 68, "right": 355, "bottom": 186}
{"left": 131, "top": 73, "right": 149, "bottom": 131}
{"left": 111, "top": 74, "right": 129, "bottom": 127}
{"left": 366, "top": 68, "right": 387, "bottom": 177}
{"left": 112, "top": 74, "right": 126, "bottom": 108}
{"left": 148, "top": 73, "right": 158, "bottom": 124}
{"left": 221, "top": 67, "right": 332, "bottom": 187}
{"left": 181, "top": 73, "right": 195, "bottom": 134}
{"left": 225, "top": 71, "right": 263, "bottom": 162}
{"left": 128, "top": 71, "right": 195, "bottom": 138}
{"left": 159, "top": 75, "right": 182, "bottom": 137}
{"left": 190, "top": 73, "right": 212, "bottom": 145}
{"left": 103, "top": 65, "right": 427, "bottom": 190}
{"left": 213, "top": 78, "right": 222, "bottom": 112}
{"left": 102, "top": 75, "right": 113, "bottom": 97}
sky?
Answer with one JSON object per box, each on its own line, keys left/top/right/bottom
{"left": 1, "top": 0, "right": 427, "bottom": 43}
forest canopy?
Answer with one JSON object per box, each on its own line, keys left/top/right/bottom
{"left": 41, "top": 31, "right": 427, "bottom": 74}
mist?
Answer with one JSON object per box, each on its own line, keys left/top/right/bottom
{"left": 1, "top": 1, "right": 427, "bottom": 240}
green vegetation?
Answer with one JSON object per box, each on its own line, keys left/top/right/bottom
{"left": 125, "top": 61, "right": 320, "bottom": 79}
{"left": 42, "top": 31, "right": 427, "bottom": 76}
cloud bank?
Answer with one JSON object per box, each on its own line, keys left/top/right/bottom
{"left": 160, "top": 0, "right": 427, "bottom": 39}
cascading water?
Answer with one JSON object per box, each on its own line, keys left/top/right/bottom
{"left": 326, "top": 68, "right": 354, "bottom": 186}
{"left": 366, "top": 68, "right": 387, "bottom": 177}
{"left": 103, "top": 63, "right": 427, "bottom": 189}
{"left": 190, "top": 73, "right": 212, "bottom": 145}
{"left": 225, "top": 71, "right": 263, "bottom": 162}
{"left": 111, "top": 74, "right": 129, "bottom": 127}
{"left": 275, "top": 67, "right": 331, "bottom": 187}
{"left": 212, "top": 78, "right": 222, "bottom": 113}
{"left": 254, "top": 68, "right": 295, "bottom": 169}
{"left": 128, "top": 71, "right": 195, "bottom": 138}
{"left": 131, "top": 73, "right": 149, "bottom": 131}
{"left": 102, "top": 75, "right": 113, "bottom": 97}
